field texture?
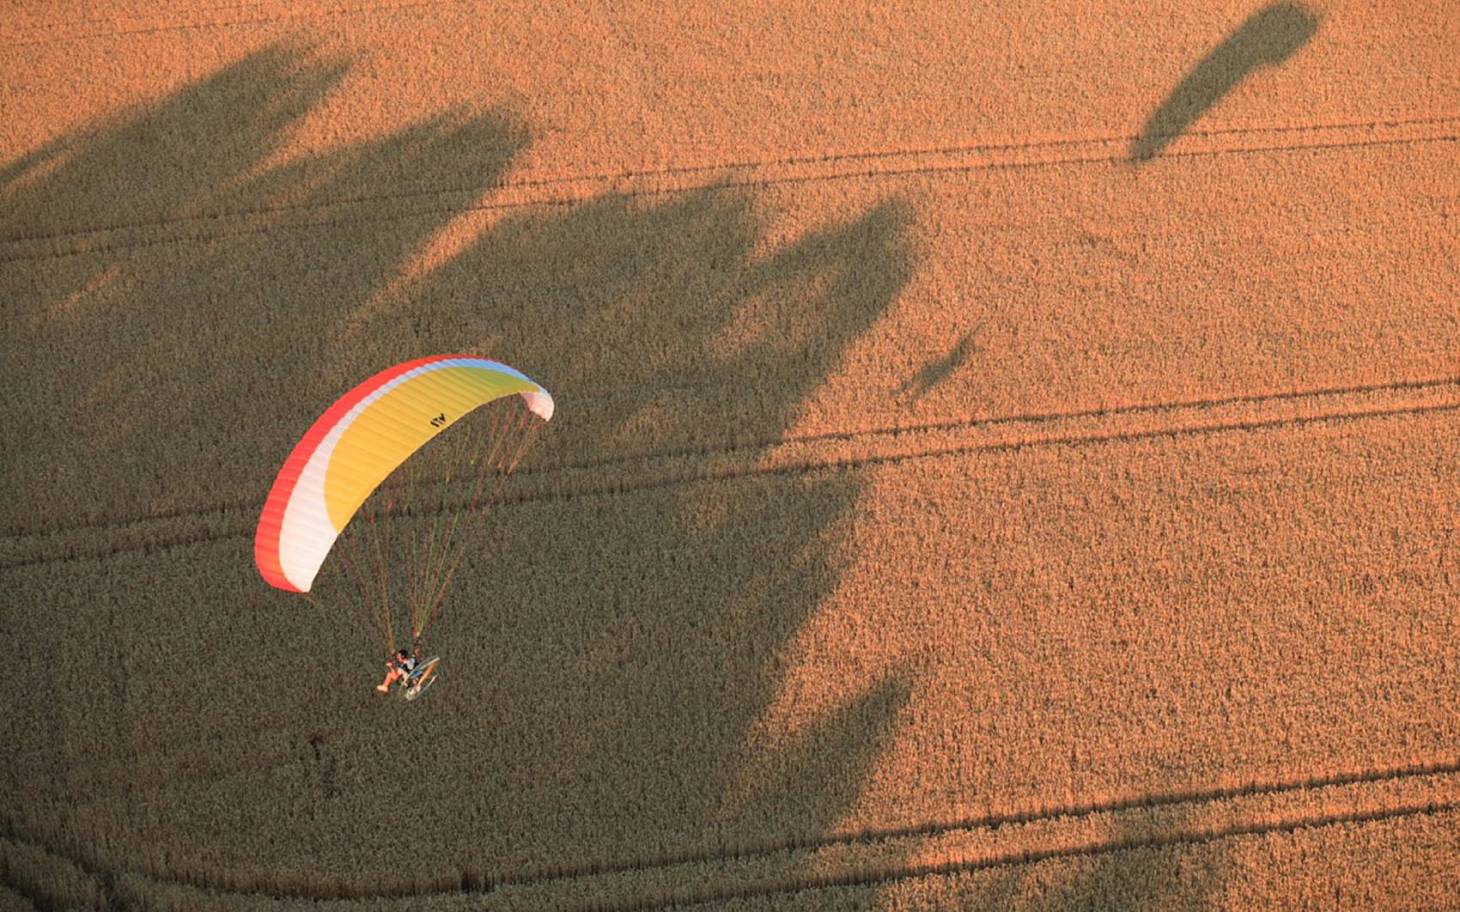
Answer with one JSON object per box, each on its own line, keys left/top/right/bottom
{"left": 3, "top": 2, "right": 1458, "bottom": 909}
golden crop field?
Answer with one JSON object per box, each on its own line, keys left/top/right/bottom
{"left": 2, "top": 2, "right": 1457, "bottom": 909}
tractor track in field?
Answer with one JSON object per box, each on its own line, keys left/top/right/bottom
{"left": 0, "top": 0, "right": 470, "bottom": 48}
{"left": 4, "top": 375, "right": 1458, "bottom": 571}
{"left": 3, "top": 115, "right": 1456, "bottom": 266}
{"left": 597, "top": 801, "right": 1460, "bottom": 912}
{"left": 6, "top": 374, "right": 1453, "bottom": 540}
{"left": 5, "top": 757, "right": 1459, "bottom": 909}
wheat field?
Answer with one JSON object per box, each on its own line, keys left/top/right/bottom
{"left": 3, "top": 2, "right": 1458, "bottom": 909}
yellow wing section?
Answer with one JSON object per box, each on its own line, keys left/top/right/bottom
{"left": 324, "top": 365, "right": 538, "bottom": 530}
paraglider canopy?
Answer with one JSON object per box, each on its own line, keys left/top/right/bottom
{"left": 255, "top": 354, "right": 554, "bottom": 594}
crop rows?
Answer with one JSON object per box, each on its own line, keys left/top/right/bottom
{"left": 6, "top": 6, "right": 1459, "bottom": 908}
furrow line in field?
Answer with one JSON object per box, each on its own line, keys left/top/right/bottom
{"left": 0, "top": 0, "right": 464, "bottom": 47}
{"left": 588, "top": 801, "right": 1460, "bottom": 912}
{"left": 4, "top": 380, "right": 1457, "bottom": 570}
{"left": 3, "top": 115, "right": 1453, "bottom": 265}
{"left": 470, "top": 760, "right": 1460, "bottom": 904}
{"left": 5, "top": 761, "right": 1457, "bottom": 907}
{"left": 538, "top": 374, "right": 1460, "bottom": 479}
{"left": 6, "top": 124, "right": 1452, "bottom": 263}
{"left": 10, "top": 374, "right": 1453, "bottom": 542}
{"left": 5, "top": 113, "right": 1455, "bottom": 251}
{"left": 571, "top": 761, "right": 1460, "bottom": 899}
{"left": 481, "top": 397, "right": 1460, "bottom": 517}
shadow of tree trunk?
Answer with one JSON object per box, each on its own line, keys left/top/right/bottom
{"left": 1130, "top": 2, "right": 1320, "bottom": 162}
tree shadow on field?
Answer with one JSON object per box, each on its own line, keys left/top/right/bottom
{"left": 1130, "top": 2, "right": 1319, "bottom": 162}
{"left": 1, "top": 42, "right": 528, "bottom": 535}
{"left": 1, "top": 41, "right": 920, "bottom": 903}
{"left": 349, "top": 171, "right": 920, "bottom": 886}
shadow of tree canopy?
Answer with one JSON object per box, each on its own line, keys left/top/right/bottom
{"left": 2, "top": 42, "right": 919, "bottom": 904}
{"left": 2, "top": 42, "right": 528, "bottom": 534}
{"left": 316, "top": 154, "right": 920, "bottom": 887}
{"left": 1130, "top": 2, "right": 1320, "bottom": 162}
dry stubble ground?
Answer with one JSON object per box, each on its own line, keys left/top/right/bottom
{"left": 2, "top": 2, "right": 1458, "bottom": 909}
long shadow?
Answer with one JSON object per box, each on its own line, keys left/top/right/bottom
{"left": 333, "top": 174, "right": 919, "bottom": 887}
{"left": 2, "top": 42, "right": 537, "bottom": 908}
{"left": 898, "top": 323, "right": 983, "bottom": 402}
{"left": 1130, "top": 2, "right": 1320, "bottom": 162}
{"left": 1, "top": 42, "right": 918, "bottom": 906}
{"left": 1, "top": 43, "right": 528, "bottom": 535}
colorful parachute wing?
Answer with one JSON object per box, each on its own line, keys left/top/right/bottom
{"left": 256, "top": 355, "right": 554, "bottom": 593}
